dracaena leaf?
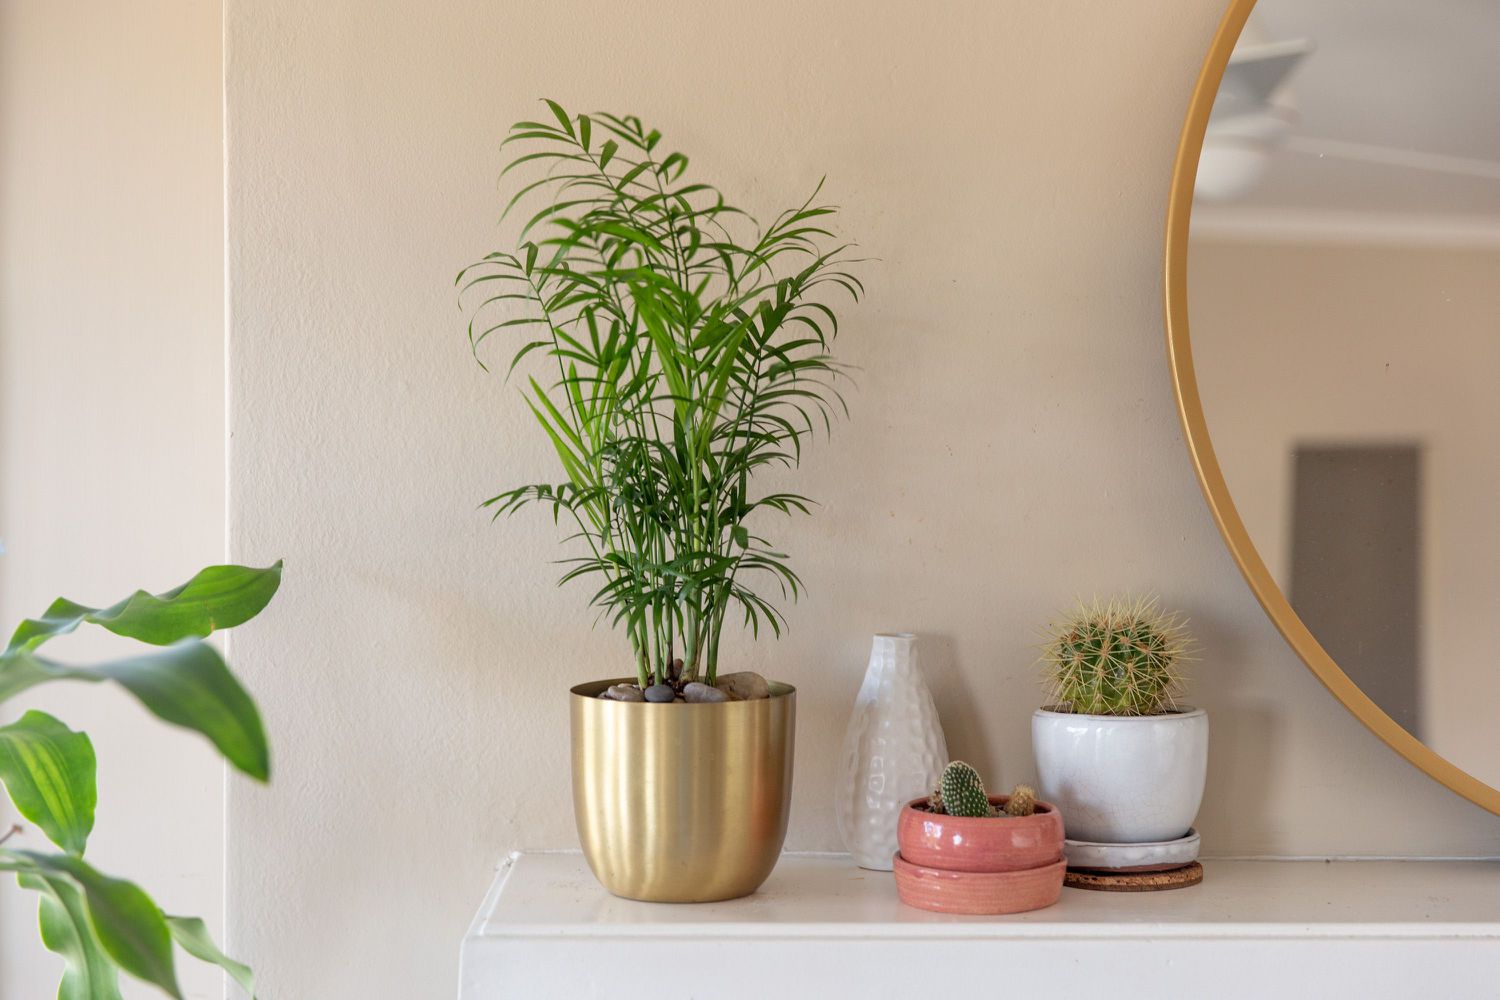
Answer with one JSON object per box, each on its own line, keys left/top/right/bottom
{"left": 0, "top": 641, "right": 269, "bottom": 781}
{"left": 166, "top": 915, "right": 257, "bottom": 999}
{"left": 17, "top": 871, "right": 125, "bottom": 1000}
{"left": 6, "top": 562, "right": 283, "bottom": 654}
{"left": 6, "top": 850, "right": 181, "bottom": 999}
{"left": 0, "top": 710, "right": 96, "bottom": 854}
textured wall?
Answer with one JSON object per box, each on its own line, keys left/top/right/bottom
{"left": 224, "top": 3, "right": 1500, "bottom": 997}
{"left": 0, "top": 1, "right": 225, "bottom": 997}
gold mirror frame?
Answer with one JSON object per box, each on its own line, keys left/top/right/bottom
{"left": 1163, "top": 0, "right": 1500, "bottom": 814}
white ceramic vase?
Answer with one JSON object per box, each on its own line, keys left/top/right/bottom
{"left": 1031, "top": 706, "right": 1208, "bottom": 844}
{"left": 835, "top": 633, "right": 948, "bottom": 870}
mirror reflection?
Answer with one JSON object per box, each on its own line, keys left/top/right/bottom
{"left": 1188, "top": 1, "right": 1500, "bottom": 786}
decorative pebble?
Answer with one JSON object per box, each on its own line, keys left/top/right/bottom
{"left": 682, "top": 682, "right": 729, "bottom": 703}
{"left": 643, "top": 683, "right": 677, "bottom": 703}
{"left": 599, "top": 684, "right": 644, "bottom": 702}
{"left": 714, "top": 671, "right": 771, "bottom": 701}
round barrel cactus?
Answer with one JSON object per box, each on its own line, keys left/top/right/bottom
{"left": 1040, "top": 597, "right": 1191, "bottom": 716}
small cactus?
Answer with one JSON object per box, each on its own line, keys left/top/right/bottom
{"left": 939, "top": 761, "right": 990, "bottom": 818}
{"left": 1040, "top": 596, "right": 1192, "bottom": 716}
{"left": 1004, "top": 784, "right": 1037, "bottom": 817}
{"left": 928, "top": 784, "right": 945, "bottom": 814}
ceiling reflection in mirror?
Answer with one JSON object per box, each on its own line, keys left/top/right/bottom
{"left": 1188, "top": 1, "right": 1500, "bottom": 787}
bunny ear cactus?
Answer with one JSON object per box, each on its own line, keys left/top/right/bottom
{"left": 929, "top": 768, "right": 1041, "bottom": 819}
{"left": 938, "top": 761, "right": 991, "bottom": 818}
{"left": 1040, "top": 597, "right": 1192, "bottom": 716}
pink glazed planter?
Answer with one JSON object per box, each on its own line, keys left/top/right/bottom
{"left": 896, "top": 796, "right": 1065, "bottom": 872}
{"left": 893, "top": 854, "right": 1066, "bottom": 915}
{"left": 893, "top": 795, "right": 1066, "bottom": 915}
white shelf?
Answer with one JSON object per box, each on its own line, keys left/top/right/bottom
{"left": 459, "top": 852, "right": 1500, "bottom": 999}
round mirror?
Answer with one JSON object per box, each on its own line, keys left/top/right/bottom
{"left": 1166, "top": 0, "right": 1500, "bottom": 810}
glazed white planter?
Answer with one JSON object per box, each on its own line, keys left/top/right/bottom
{"left": 1032, "top": 706, "right": 1208, "bottom": 844}
{"left": 835, "top": 633, "right": 948, "bottom": 870}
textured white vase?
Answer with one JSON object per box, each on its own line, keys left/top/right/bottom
{"left": 835, "top": 633, "right": 948, "bottom": 870}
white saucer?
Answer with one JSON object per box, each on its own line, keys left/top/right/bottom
{"left": 1063, "top": 828, "right": 1200, "bottom": 872}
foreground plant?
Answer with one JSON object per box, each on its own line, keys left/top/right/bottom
{"left": 0, "top": 562, "right": 281, "bottom": 999}
{"left": 458, "top": 100, "right": 862, "bottom": 688}
{"left": 1040, "top": 596, "right": 1192, "bottom": 716}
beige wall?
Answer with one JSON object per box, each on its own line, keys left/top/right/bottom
{"left": 1191, "top": 238, "right": 1500, "bottom": 788}
{"left": 224, "top": 3, "right": 1500, "bottom": 998}
{"left": 0, "top": 1, "right": 226, "bottom": 998}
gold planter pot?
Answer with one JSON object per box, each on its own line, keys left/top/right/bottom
{"left": 570, "top": 678, "right": 796, "bottom": 902}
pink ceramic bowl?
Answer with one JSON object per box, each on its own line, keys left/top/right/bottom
{"left": 896, "top": 796, "right": 1065, "bottom": 873}
{"left": 893, "top": 853, "right": 1065, "bottom": 915}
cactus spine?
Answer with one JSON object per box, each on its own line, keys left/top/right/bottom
{"left": 1040, "top": 596, "right": 1191, "bottom": 716}
{"left": 939, "top": 761, "right": 990, "bottom": 818}
{"left": 1003, "top": 784, "right": 1037, "bottom": 817}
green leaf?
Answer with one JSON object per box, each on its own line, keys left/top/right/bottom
{"left": 0, "top": 711, "right": 96, "bottom": 854}
{"left": 659, "top": 151, "right": 688, "bottom": 181}
{"left": 18, "top": 871, "right": 125, "bottom": 1000}
{"left": 166, "top": 915, "right": 256, "bottom": 999}
{"left": 7, "top": 562, "right": 284, "bottom": 654}
{"left": 542, "top": 98, "right": 574, "bottom": 137}
{"left": 593, "top": 221, "right": 666, "bottom": 254}
{"left": 598, "top": 139, "right": 618, "bottom": 171}
{"left": 9, "top": 851, "right": 181, "bottom": 999}
{"left": 0, "top": 641, "right": 270, "bottom": 781}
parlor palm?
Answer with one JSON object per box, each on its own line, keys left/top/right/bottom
{"left": 459, "top": 100, "right": 862, "bottom": 687}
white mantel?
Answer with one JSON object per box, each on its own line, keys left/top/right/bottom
{"left": 459, "top": 852, "right": 1500, "bottom": 999}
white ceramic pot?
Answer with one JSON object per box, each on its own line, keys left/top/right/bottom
{"left": 835, "top": 633, "right": 948, "bottom": 870}
{"left": 1031, "top": 706, "right": 1208, "bottom": 844}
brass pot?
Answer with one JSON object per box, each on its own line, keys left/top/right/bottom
{"left": 569, "top": 678, "right": 796, "bottom": 902}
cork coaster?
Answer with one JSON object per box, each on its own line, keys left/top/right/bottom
{"left": 1064, "top": 861, "right": 1203, "bottom": 892}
